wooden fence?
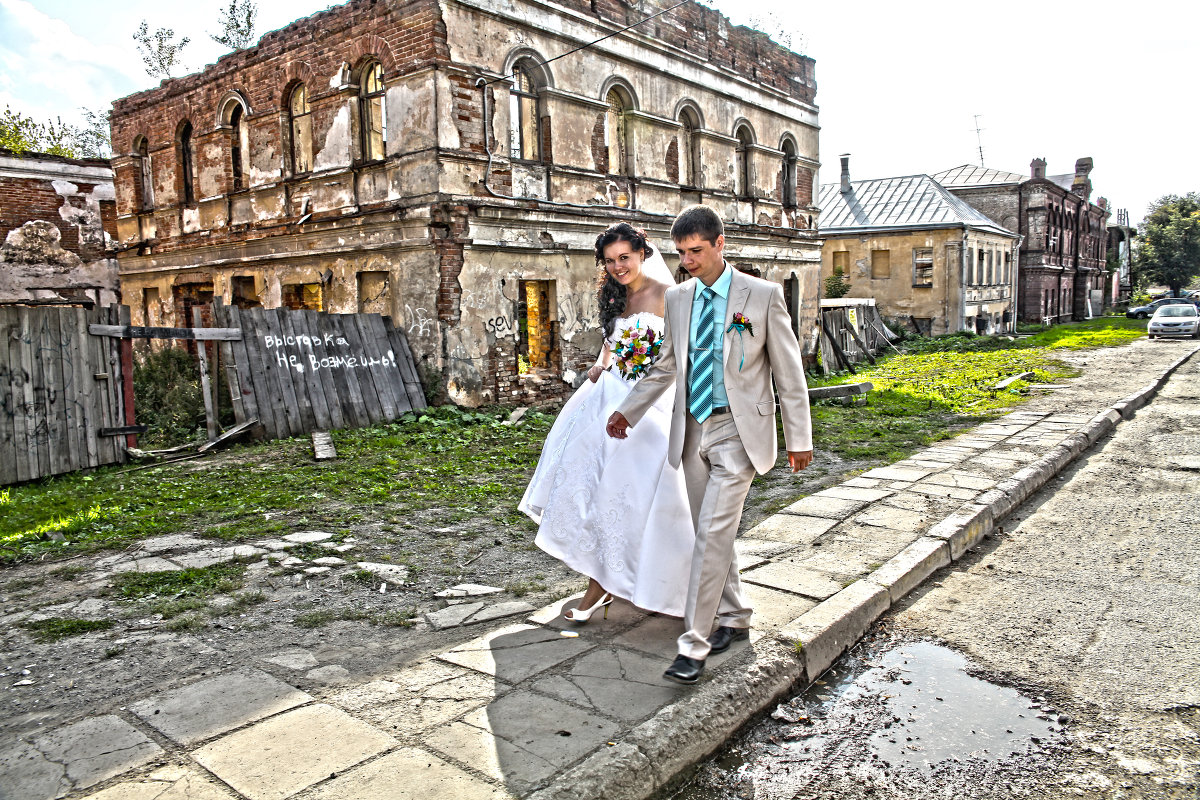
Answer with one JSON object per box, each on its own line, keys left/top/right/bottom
{"left": 1, "top": 304, "right": 127, "bottom": 485}
{"left": 817, "top": 301, "right": 896, "bottom": 375}
{"left": 212, "top": 302, "right": 426, "bottom": 440}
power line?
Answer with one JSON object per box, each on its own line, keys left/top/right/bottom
{"left": 478, "top": 0, "right": 695, "bottom": 87}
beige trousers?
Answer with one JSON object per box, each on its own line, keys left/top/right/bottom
{"left": 677, "top": 413, "right": 756, "bottom": 660}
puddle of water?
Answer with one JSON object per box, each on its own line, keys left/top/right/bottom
{"left": 853, "top": 641, "right": 1056, "bottom": 770}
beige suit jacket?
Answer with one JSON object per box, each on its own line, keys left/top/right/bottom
{"left": 617, "top": 267, "right": 812, "bottom": 475}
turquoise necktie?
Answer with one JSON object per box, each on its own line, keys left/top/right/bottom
{"left": 689, "top": 288, "right": 716, "bottom": 422}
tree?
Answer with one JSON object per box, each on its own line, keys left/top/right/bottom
{"left": 824, "top": 266, "right": 850, "bottom": 299}
{"left": 1134, "top": 194, "right": 1200, "bottom": 295}
{"left": 211, "top": 0, "right": 258, "bottom": 51}
{"left": 133, "top": 21, "right": 190, "bottom": 79}
{"left": 1, "top": 107, "right": 79, "bottom": 158}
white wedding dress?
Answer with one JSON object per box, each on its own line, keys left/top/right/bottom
{"left": 519, "top": 312, "right": 695, "bottom": 617}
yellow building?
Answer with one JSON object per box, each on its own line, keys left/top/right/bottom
{"left": 818, "top": 156, "right": 1020, "bottom": 336}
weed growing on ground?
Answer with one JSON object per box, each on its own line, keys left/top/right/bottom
{"left": 110, "top": 562, "right": 246, "bottom": 600}
{"left": 22, "top": 618, "right": 114, "bottom": 642}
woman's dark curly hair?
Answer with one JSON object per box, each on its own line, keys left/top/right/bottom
{"left": 595, "top": 222, "right": 653, "bottom": 338}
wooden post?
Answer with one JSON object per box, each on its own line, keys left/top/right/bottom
{"left": 193, "top": 307, "right": 219, "bottom": 440}
{"left": 819, "top": 314, "right": 856, "bottom": 374}
{"left": 119, "top": 305, "right": 137, "bottom": 449}
{"left": 845, "top": 324, "right": 877, "bottom": 365}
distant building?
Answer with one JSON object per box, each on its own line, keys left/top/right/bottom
{"left": 0, "top": 149, "right": 119, "bottom": 307}
{"left": 107, "top": 0, "right": 822, "bottom": 406}
{"left": 1106, "top": 208, "right": 1134, "bottom": 303}
{"left": 933, "top": 159, "right": 1111, "bottom": 324}
{"left": 817, "top": 156, "right": 1020, "bottom": 336}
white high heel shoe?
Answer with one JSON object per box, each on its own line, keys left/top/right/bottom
{"left": 564, "top": 593, "right": 613, "bottom": 623}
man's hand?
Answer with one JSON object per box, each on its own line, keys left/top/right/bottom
{"left": 606, "top": 411, "right": 630, "bottom": 439}
{"left": 587, "top": 364, "right": 605, "bottom": 383}
{"left": 787, "top": 450, "right": 813, "bottom": 472}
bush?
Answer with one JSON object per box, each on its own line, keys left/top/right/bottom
{"left": 132, "top": 346, "right": 205, "bottom": 447}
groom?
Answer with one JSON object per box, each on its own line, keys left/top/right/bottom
{"left": 606, "top": 205, "right": 812, "bottom": 685}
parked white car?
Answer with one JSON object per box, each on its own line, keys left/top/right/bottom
{"left": 1148, "top": 304, "right": 1200, "bottom": 338}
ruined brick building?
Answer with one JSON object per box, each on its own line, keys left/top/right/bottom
{"left": 108, "top": 0, "right": 821, "bottom": 405}
{"left": 933, "top": 159, "right": 1110, "bottom": 324}
{"left": 0, "top": 149, "right": 119, "bottom": 306}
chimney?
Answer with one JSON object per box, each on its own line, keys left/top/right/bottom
{"left": 1030, "top": 158, "right": 1046, "bottom": 180}
{"left": 839, "top": 153, "right": 851, "bottom": 193}
{"left": 1072, "top": 157, "right": 1093, "bottom": 199}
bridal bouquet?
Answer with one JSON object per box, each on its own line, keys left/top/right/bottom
{"left": 612, "top": 323, "right": 661, "bottom": 380}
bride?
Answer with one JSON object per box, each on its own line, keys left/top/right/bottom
{"left": 519, "top": 222, "right": 695, "bottom": 621}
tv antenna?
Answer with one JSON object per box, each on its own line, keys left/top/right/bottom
{"left": 973, "top": 115, "right": 985, "bottom": 166}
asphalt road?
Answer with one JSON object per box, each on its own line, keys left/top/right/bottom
{"left": 673, "top": 350, "right": 1200, "bottom": 800}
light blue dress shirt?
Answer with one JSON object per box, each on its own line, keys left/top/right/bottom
{"left": 689, "top": 264, "right": 732, "bottom": 409}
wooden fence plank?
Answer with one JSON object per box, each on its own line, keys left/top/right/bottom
{"left": 193, "top": 308, "right": 219, "bottom": 440}
{"left": 384, "top": 316, "right": 426, "bottom": 411}
{"left": 0, "top": 308, "right": 18, "bottom": 484}
{"left": 338, "top": 314, "right": 384, "bottom": 424}
{"left": 302, "top": 310, "right": 343, "bottom": 431}
{"left": 114, "top": 305, "right": 131, "bottom": 457}
{"left": 243, "top": 309, "right": 286, "bottom": 439}
{"left": 28, "top": 307, "right": 52, "bottom": 478}
{"left": 73, "top": 308, "right": 99, "bottom": 469}
{"left": 227, "top": 306, "right": 274, "bottom": 437}
{"left": 326, "top": 314, "right": 368, "bottom": 429}
{"left": 358, "top": 314, "right": 399, "bottom": 421}
{"left": 45, "top": 309, "right": 72, "bottom": 476}
{"left": 284, "top": 309, "right": 328, "bottom": 431}
{"left": 214, "top": 303, "right": 247, "bottom": 425}
{"left": 88, "top": 324, "right": 241, "bottom": 341}
{"left": 271, "top": 309, "right": 312, "bottom": 438}
{"left": 95, "top": 305, "right": 118, "bottom": 465}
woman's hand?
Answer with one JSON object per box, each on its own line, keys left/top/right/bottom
{"left": 587, "top": 364, "right": 605, "bottom": 383}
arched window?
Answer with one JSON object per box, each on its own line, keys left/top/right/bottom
{"left": 509, "top": 65, "right": 541, "bottom": 161}
{"left": 360, "top": 62, "right": 386, "bottom": 161}
{"left": 135, "top": 136, "right": 154, "bottom": 211}
{"left": 734, "top": 124, "right": 753, "bottom": 198}
{"left": 178, "top": 122, "right": 195, "bottom": 205}
{"left": 604, "top": 89, "right": 628, "bottom": 176}
{"left": 781, "top": 138, "right": 798, "bottom": 208}
{"left": 229, "top": 105, "right": 248, "bottom": 191}
{"left": 679, "top": 107, "right": 699, "bottom": 187}
{"left": 289, "top": 84, "right": 313, "bottom": 174}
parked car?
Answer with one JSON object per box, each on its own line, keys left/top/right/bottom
{"left": 1127, "top": 297, "right": 1198, "bottom": 319}
{"left": 1147, "top": 304, "right": 1200, "bottom": 339}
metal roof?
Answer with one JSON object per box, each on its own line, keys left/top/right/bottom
{"left": 817, "top": 174, "right": 1018, "bottom": 237}
{"left": 1046, "top": 173, "right": 1077, "bottom": 192}
{"left": 931, "top": 164, "right": 1027, "bottom": 187}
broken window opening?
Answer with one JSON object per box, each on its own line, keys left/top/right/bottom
{"left": 230, "top": 105, "right": 248, "bottom": 192}
{"left": 517, "top": 279, "right": 555, "bottom": 374}
{"left": 734, "top": 124, "right": 753, "bottom": 199}
{"left": 832, "top": 250, "right": 849, "bottom": 279}
{"left": 231, "top": 276, "right": 261, "bottom": 309}
{"left": 357, "top": 271, "right": 390, "bottom": 314}
{"left": 360, "top": 62, "right": 386, "bottom": 162}
{"left": 912, "top": 248, "right": 934, "bottom": 288}
{"left": 605, "top": 89, "right": 627, "bottom": 176}
{"left": 781, "top": 139, "right": 798, "bottom": 208}
{"left": 679, "top": 107, "right": 700, "bottom": 187}
{"left": 282, "top": 283, "right": 323, "bottom": 311}
{"left": 290, "top": 84, "right": 313, "bottom": 175}
{"left": 136, "top": 136, "right": 154, "bottom": 211}
{"left": 508, "top": 66, "right": 540, "bottom": 162}
{"left": 179, "top": 122, "right": 195, "bottom": 205}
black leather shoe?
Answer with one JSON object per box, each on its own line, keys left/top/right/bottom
{"left": 707, "top": 625, "right": 750, "bottom": 654}
{"left": 663, "top": 655, "right": 705, "bottom": 685}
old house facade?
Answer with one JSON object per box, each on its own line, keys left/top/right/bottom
{"left": 817, "top": 157, "right": 1019, "bottom": 337}
{"left": 0, "top": 150, "right": 119, "bottom": 306}
{"left": 108, "top": 0, "right": 822, "bottom": 406}
{"left": 933, "top": 159, "right": 1110, "bottom": 324}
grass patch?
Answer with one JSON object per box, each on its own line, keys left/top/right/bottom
{"left": 1023, "top": 316, "right": 1146, "bottom": 349}
{"left": 1, "top": 407, "right": 552, "bottom": 565}
{"left": 505, "top": 579, "right": 547, "bottom": 597}
{"left": 111, "top": 562, "right": 246, "bottom": 601}
{"left": 294, "top": 605, "right": 417, "bottom": 629}
{"left": 22, "top": 617, "right": 114, "bottom": 642}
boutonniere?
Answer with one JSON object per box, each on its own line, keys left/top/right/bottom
{"left": 727, "top": 312, "right": 754, "bottom": 337}
{"left": 726, "top": 313, "right": 753, "bottom": 371}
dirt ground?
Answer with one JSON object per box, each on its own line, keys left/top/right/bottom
{"left": 1, "top": 339, "right": 1191, "bottom": 750}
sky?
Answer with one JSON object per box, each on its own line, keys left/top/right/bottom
{"left": 1, "top": 0, "right": 1193, "bottom": 225}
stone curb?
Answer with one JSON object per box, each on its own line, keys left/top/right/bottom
{"left": 529, "top": 343, "right": 1200, "bottom": 800}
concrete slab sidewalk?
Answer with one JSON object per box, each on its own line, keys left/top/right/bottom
{"left": 2, "top": 343, "right": 1196, "bottom": 800}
